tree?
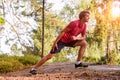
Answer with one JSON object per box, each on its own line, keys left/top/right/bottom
{"left": 88, "top": 0, "right": 120, "bottom": 64}
{"left": 29, "top": 0, "right": 66, "bottom": 59}
{"left": 0, "top": 0, "right": 37, "bottom": 54}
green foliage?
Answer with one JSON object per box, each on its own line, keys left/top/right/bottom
{"left": 0, "top": 54, "right": 13, "bottom": 61}
{"left": 100, "top": 51, "right": 120, "bottom": 65}
{"left": 34, "top": 39, "right": 42, "bottom": 53}
{"left": 17, "top": 54, "right": 39, "bottom": 66}
{"left": 86, "top": 32, "right": 95, "bottom": 46}
{"left": 52, "top": 53, "right": 69, "bottom": 63}
{"left": 11, "top": 44, "right": 22, "bottom": 54}
{"left": 0, "top": 17, "right": 5, "bottom": 25}
{"left": 77, "top": 0, "right": 91, "bottom": 11}
{"left": 0, "top": 54, "right": 24, "bottom": 73}
{"left": 0, "top": 54, "right": 39, "bottom": 73}
{"left": 31, "top": 8, "right": 66, "bottom": 57}
{"left": 0, "top": 60, "right": 24, "bottom": 73}
{"left": 83, "top": 44, "right": 103, "bottom": 63}
{"left": 94, "top": 17, "right": 108, "bottom": 44}
{"left": 0, "top": 54, "right": 8, "bottom": 58}
{"left": 11, "top": 60, "right": 24, "bottom": 71}
{"left": 83, "top": 56, "right": 100, "bottom": 63}
{"left": 0, "top": 61, "right": 13, "bottom": 73}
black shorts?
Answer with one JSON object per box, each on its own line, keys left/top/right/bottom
{"left": 50, "top": 40, "right": 78, "bottom": 54}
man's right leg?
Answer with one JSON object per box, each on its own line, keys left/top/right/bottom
{"left": 30, "top": 41, "right": 65, "bottom": 75}
{"left": 33, "top": 53, "right": 56, "bottom": 69}
{"left": 30, "top": 53, "right": 56, "bottom": 75}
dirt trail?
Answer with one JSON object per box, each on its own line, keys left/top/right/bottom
{"left": 0, "top": 62, "right": 120, "bottom": 80}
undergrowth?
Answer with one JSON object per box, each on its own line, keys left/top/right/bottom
{"left": 0, "top": 54, "right": 39, "bottom": 73}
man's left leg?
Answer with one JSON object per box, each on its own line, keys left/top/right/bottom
{"left": 73, "top": 40, "right": 88, "bottom": 68}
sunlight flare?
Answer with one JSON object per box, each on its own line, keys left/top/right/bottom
{"left": 111, "top": 1, "right": 120, "bottom": 18}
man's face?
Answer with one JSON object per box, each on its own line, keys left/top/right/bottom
{"left": 83, "top": 13, "right": 90, "bottom": 22}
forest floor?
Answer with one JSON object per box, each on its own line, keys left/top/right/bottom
{"left": 0, "top": 62, "right": 120, "bottom": 80}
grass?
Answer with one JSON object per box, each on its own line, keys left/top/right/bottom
{"left": 0, "top": 54, "right": 39, "bottom": 73}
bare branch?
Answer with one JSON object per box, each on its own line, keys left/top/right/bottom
{"left": 2, "top": 0, "right": 5, "bottom": 17}
{"left": 5, "top": 20, "right": 26, "bottom": 47}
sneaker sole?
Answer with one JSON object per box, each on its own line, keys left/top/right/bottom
{"left": 75, "top": 66, "right": 88, "bottom": 69}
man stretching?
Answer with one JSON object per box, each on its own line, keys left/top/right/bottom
{"left": 30, "top": 10, "right": 90, "bottom": 75}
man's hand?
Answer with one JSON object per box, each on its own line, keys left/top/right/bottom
{"left": 51, "top": 42, "right": 58, "bottom": 51}
{"left": 72, "top": 36, "right": 86, "bottom": 41}
{"left": 71, "top": 36, "right": 77, "bottom": 40}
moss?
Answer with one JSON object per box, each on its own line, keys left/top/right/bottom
{"left": 0, "top": 61, "right": 13, "bottom": 73}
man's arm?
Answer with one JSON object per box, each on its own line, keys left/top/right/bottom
{"left": 51, "top": 28, "right": 69, "bottom": 50}
{"left": 54, "top": 21, "right": 74, "bottom": 43}
{"left": 71, "top": 35, "right": 86, "bottom": 41}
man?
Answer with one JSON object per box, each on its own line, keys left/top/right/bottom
{"left": 30, "top": 10, "right": 90, "bottom": 75}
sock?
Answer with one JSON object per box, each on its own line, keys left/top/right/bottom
{"left": 76, "top": 61, "right": 81, "bottom": 65}
{"left": 31, "top": 67, "right": 36, "bottom": 70}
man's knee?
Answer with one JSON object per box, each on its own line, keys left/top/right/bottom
{"left": 78, "top": 40, "right": 87, "bottom": 47}
{"left": 82, "top": 40, "right": 87, "bottom": 47}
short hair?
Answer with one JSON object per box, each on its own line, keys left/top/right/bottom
{"left": 79, "top": 10, "right": 90, "bottom": 19}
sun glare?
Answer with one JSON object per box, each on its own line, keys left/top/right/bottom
{"left": 111, "top": 1, "right": 120, "bottom": 18}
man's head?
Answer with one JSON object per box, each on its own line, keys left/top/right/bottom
{"left": 79, "top": 10, "right": 90, "bottom": 22}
